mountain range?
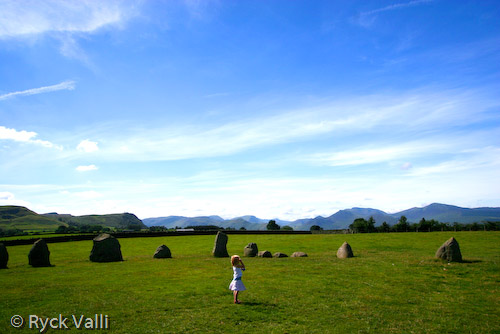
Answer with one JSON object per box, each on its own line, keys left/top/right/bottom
{"left": 143, "top": 203, "right": 500, "bottom": 230}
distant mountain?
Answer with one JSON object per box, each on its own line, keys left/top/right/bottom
{"left": 394, "top": 203, "right": 500, "bottom": 224}
{"left": 143, "top": 203, "right": 500, "bottom": 231}
{"left": 43, "top": 212, "right": 146, "bottom": 230}
{"left": 0, "top": 206, "right": 66, "bottom": 231}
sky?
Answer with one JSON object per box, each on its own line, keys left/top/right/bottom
{"left": 1, "top": 0, "right": 499, "bottom": 220}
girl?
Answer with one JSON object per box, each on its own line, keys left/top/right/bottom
{"left": 229, "top": 255, "right": 246, "bottom": 304}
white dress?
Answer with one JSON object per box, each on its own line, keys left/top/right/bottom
{"left": 228, "top": 266, "right": 246, "bottom": 291}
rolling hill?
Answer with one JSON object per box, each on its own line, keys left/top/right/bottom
{"left": 0, "top": 206, "right": 146, "bottom": 232}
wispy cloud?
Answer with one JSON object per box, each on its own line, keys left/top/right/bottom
{"left": 90, "top": 88, "right": 498, "bottom": 162}
{"left": 361, "top": 0, "right": 434, "bottom": 17}
{"left": 0, "top": 80, "right": 75, "bottom": 101}
{"left": 357, "top": 0, "right": 434, "bottom": 27}
{"left": 0, "top": 126, "right": 62, "bottom": 149}
{"left": 0, "top": 0, "right": 134, "bottom": 38}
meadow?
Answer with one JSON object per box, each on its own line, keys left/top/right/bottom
{"left": 1, "top": 232, "right": 499, "bottom": 333}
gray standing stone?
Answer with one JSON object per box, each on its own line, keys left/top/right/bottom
{"left": 0, "top": 243, "right": 8, "bottom": 269}
{"left": 273, "top": 252, "right": 288, "bottom": 258}
{"left": 28, "top": 239, "right": 51, "bottom": 267}
{"left": 153, "top": 245, "right": 172, "bottom": 258}
{"left": 258, "top": 250, "right": 272, "bottom": 258}
{"left": 212, "top": 231, "right": 229, "bottom": 257}
{"left": 337, "top": 242, "right": 354, "bottom": 258}
{"left": 243, "top": 243, "right": 258, "bottom": 257}
{"left": 436, "top": 237, "right": 462, "bottom": 262}
{"left": 89, "top": 233, "right": 123, "bottom": 262}
{"left": 291, "top": 251, "right": 308, "bottom": 257}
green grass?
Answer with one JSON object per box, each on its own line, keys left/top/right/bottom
{"left": 1, "top": 232, "right": 499, "bottom": 333}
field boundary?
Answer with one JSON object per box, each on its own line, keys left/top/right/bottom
{"left": 0, "top": 230, "right": 312, "bottom": 246}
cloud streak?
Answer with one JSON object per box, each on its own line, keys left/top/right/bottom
{"left": 360, "top": 0, "right": 434, "bottom": 17}
{"left": 0, "top": 81, "right": 75, "bottom": 101}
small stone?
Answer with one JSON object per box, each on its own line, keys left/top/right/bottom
{"left": 257, "top": 250, "right": 272, "bottom": 258}
{"left": 28, "top": 239, "right": 51, "bottom": 267}
{"left": 153, "top": 245, "right": 172, "bottom": 258}
{"left": 435, "top": 237, "right": 462, "bottom": 262}
{"left": 291, "top": 251, "right": 308, "bottom": 257}
{"left": 243, "top": 243, "right": 258, "bottom": 257}
{"left": 337, "top": 242, "right": 354, "bottom": 258}
{"left": 273, "top": 252, "right": 288, "bottom": 258}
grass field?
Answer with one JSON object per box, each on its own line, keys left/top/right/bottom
{"left": 1, "top": 232, "right": 499, "bottom": 333}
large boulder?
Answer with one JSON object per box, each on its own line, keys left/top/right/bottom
{"left": 28, "top": 239, "right": 51, "bottom": 267}
{"left": 243, "top": 243, "right": 258, "bottom": 257}
{"left": 153, "top": 245, "right": 172, "bottom": 259}
{"left": 436, "top": 237, "right": 462, "bottom": 262}
{"left": 89, "top": 233, "right": 123, "bottom": 262}
{"left": 337, "top": 242, "right": 354, "bottom": 258}
{"left": 273, "top": 252, "right": 288, "bottom": 258}
{"left": 212, "top": 231, "right": 229, "bottom": 257}
{"left": 258, "top": 250, "right": 272, "bottom": 258}
{"left": 0, "top": 243, "right": 8, "bottom": 269}
{"left": 291, "top": 251, "right": 308, "bottom": 257}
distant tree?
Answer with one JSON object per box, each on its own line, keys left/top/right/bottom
{"left": 310, "top": 225, "right": 323, "bottom": 231}
{"left": 239, "top": 227, "right": 247, "bottom": 231}
{"left": 350, "top": 218, "right": 368, "bottom": 233}
{"left": 267, "top": 220, "right": 280, "bottom": 230}
{"left": 392, "top": 216, "right": 409, "bottom": 232}
{"left": 127, "top": 224, "right": 142, "bottom": 231}
{"left": 378, "top": 222, "right": 390, "bottom": 233}
{"left": 149, "top": 226, "right": 168, "bottom": 232}
{"left": 367, "top": 216, "right": 376, "bottom": 233}
{"left": 282, "top": 225, "right": 294, "bottom": 231}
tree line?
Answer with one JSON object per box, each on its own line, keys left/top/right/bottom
{"left": 349, "top": 216, "right": 500, "bottom": 233}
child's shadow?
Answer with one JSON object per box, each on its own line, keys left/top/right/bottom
{"left": 242, "top": 301, "right": 277, "bottom": 308}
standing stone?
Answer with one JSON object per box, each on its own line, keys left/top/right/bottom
{"left": 243, "top": 243, "right": 258, "bottom": 257}
{"left": 153, "top": 245, "right": 172, "bottom": 258}
{"left": 0, "top": 243, "right": 8, "bottom": 269}
{"left": 337, "top": 242, "right": 354, "bottom": 258}
{"left": 273, "top": 252, "right": 288, "bottom": 258}
{"left": 28, "top": 239, "right": 51, "bottom": 267}
{"left": 436, "top": 237, "right": 462, "bottom": 262}
{"left": 258, "top": 250, "right": 272, "bottom": 258}
{"left": 212, "top": 231, "right": 229, "bottom": 257}
{"left": 291, "top": 251, "right": 308, "bottom": 257}
{"left": 90, "top": 233, "right": 123, "bottom": 262}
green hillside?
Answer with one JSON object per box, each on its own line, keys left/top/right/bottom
{"left": 0, "top": 206, "right": 66, "bottom": 232}
{"left": 43, "top": 212, "right": 146, "bottom": 230}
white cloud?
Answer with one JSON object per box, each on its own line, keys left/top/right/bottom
{"left": 77, "top": 139, "right": 99, "bottom": 153}
{"left": 0, "top": 191, "right": 14, "bottom": 201}
{"left": 76, "top": 164, "right": 98, "bottom": 172}
{"left": 306, "top": 140, "right": 451, "bottom": 167}
{"left": 0, "top": 80, "right": 75, "bottom": 100}
{"left": 0, "top": 0, "right": 134, "bottom": 38}
{"left": 0, "top": 126, "right": 62, "bottom": 149}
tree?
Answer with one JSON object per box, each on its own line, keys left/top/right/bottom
{"left": 266, "top": 220, "right": 280, "bottom": 230}
{"left": 350, "top": 218, "right": 368, "bottom": 233}
{"left": 378, "top": 222, "right": 390, "bottom": 233}
{"left": 310, "top": 225, "right": 323, "bottom": 231}
{"left": 367, "top": 216, "right": 376, "bottom": 233}
{"left": 282, "top": 225, "right": 294, "bottom": 231}
{"left": 392, "top": 216, "right": 409, "bottom": 232}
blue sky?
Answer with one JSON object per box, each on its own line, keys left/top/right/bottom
{"left": 1, "top": 0, "right": 499, "bottom": 220}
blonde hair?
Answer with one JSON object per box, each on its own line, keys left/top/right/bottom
{"left": 231, "top": 255, "right": 240, "bottom": 266}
